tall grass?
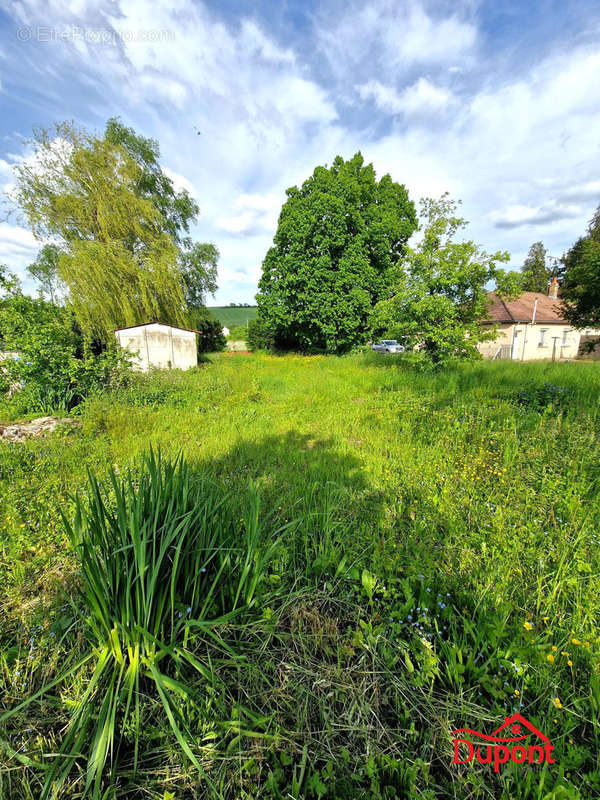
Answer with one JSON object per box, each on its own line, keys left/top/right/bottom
{"left": 1, "top": 449, "right": 280, "bottom": 798}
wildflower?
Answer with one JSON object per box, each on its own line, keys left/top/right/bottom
{"left": 553, "top": 697, "right": 563, "bottom": 709}
{"left": 584, "top": 641, "right": 590, "bottom": 648}
{"left": 542, "top": 616, "right": 549, "bottom": 623}
{"left": 523, "top": 621, "right": 534, "bottom": 631}
{"left": 514, "top": 689, "right": 520, "bottom": 696}
{"left": 552, "top": 645, "right": 557, "bottom": 651}
{"left": 546, "top": 654, "right": 555, "bottom": 663}
{"left": 567, "top": 660, "right": 573, "bottom": 667}
{"left": 572, "top": 638, "right": 581, "bottom": 646}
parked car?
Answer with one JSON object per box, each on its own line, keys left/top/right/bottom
{"left": 371, "top": 339, "right": 405, "bottom": 354}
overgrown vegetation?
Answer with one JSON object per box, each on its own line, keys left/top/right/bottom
{"left": 1, "top": 354, "right": 600, "bottom": 798}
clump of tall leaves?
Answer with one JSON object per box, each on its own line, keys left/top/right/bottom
{"left": 1, "top": 450, "right": 279, "bottom": 798}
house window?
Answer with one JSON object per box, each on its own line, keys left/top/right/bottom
{"left": 562, "top": 329, "right": 569, "bottom": 346}
{"left": 538, "top": 328, "right": 548, "bottom": 347}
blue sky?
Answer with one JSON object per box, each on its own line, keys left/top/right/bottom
{"left": 1, "top": 0, "right": 599, "bottom": 303}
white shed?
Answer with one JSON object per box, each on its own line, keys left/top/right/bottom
{"left": 115, "top": 322, "right": 197, "bottom": 372}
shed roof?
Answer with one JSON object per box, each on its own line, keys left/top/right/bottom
{"left": 114, "top": 321, "right": 200, "bottom": 334}
{"left": 484, "top": 291, "right": 568, "bottom": 325}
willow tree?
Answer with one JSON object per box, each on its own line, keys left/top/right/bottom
{"left": 10, "top": 122, "right": 189, "bottom": 338}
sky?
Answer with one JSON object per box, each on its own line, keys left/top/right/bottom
{"left": 0, "top": 0, "right": 599, "bottom": 304}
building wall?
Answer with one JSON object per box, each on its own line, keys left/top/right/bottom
{"left": 478, "top": 324, "right": 582, "bottom": 360}
{"left": 115, "top": 324, "right": 197, "bottom": 372}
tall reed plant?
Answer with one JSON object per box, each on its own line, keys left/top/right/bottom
{"left": 1, "top": 449, "right": 279, "bottom": 798}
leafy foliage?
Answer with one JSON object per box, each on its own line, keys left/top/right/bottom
{"left": 189, "top": 308, "right": 226, "bottom": 352}
{"left": 256, "top": 153, "right": 417, "bottom": 353}
{"left": 0, "top": 294, "right": 129, "bottom": 412}
{"left": 26, "top": 244, "right": 64, "bottom": 304}
{"left": 560, "top": 205, "right": 600, "bottom": 328}
{"left": 9, "top": 120, "right": 218, "bottom": 339}
{"left": 246, "top": 318, "right": 274, "bottom": 351}
{"left": 520, "top": 241, "right": 556, "bottom": 293}
{"left": 0, "top": 264, "right": 20, "bottom": 298}
{"left": 373, "top": 194, "right": 510, "bottom": 366}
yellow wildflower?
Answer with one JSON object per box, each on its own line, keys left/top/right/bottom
{"left": 546, "top": 654, "right": 555, "bottom": 663}
{"left": 553, "top": 697, "right": 563, "bottom": 709}
{"left": 551, "top": 645, "right": 557, "bottom": 651}
{"left": 567, "top": 660, "right": 573, "bottom": 667}
{"left": 584, "top": 641, "right": 590, "bottom": 648}
{"left": 523, "top": 621, "right": 534, "bottom": 631}
{"left": 514, "top": 689, "right": 520, "bottom": 696}
{"left": 572, "top": 638, "right": 581, "bottom": 646}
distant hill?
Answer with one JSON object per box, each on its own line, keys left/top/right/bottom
{"left": 208, "top": 306, "right": 258, "bottom": 328}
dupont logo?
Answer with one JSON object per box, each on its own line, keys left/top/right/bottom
{"left": 452, "top": 712, "right": 556, "bottom": 773}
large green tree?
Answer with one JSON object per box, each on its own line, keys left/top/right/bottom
{"left": 560, "top": 205, "right": 600, "bottom": 328}
{"left": 372, "top": 195, "right": 509, "bottom": 365}
{"left": 9, "top": 120, "right": 217, "bottom": 337}
{"left": 256, "top": 153, "right": 417, "bottom": 353}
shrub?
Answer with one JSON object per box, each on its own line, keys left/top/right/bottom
{"left": 246, "top": 318, "right": 274, "bottom": 351}
{"left": 0, "top": 295, "right": 130, "bottom": 413}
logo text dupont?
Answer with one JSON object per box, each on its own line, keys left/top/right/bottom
{"left": 451, "top": 713, "right": 556, "bottom": 773}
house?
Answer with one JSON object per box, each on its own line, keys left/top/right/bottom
{"left": 115, "top": 322, "right": 197, "bottom": 372}
{"left": 478, "top": 278, "right": 599, "bottom": 361}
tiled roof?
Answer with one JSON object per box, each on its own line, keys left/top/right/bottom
{"left": 484, "top": 292, "right": 567, "bottom": 325}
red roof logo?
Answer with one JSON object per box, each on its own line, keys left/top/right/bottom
{"left": 452, "top": 713, "right": 555, "bottom": 772}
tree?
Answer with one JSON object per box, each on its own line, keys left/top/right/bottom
{"left": 105, "top": 118, "right": 219, "bottom": 308}
{"left": 560, "top": 204, "right": 600, "bottom": 328}
{"left": 372, "top": 195, "right": 509, "bottom": 365}
{"left": 520, "top": 241, "right": 554, "bottom": 293}
{"left": 256, "top": 153, "right": 417, "bottom": 353}
{"left": 9, "top": 120, "right": 217, "bottom": 338}
{"left": 26, "top": 244, "right": 64, "bottom": 303}
{"left": 179, "top": 242, "right": 218, "bottom": 309}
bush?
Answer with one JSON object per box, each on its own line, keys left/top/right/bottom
{"left": 189, "top": 309, "right": 226, "bottom": 353}
{"left": 0, "top": 295, "right": 130, "bottom": 413}
{"left": 226, "top": 324, "right": 247, "bottom": 341}
{"left": 246, "top": 318, "right": 274, "bottom": 351}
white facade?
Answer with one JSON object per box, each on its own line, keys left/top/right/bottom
{"left": 115, "top": 322, "right": 197, "bottom": 372}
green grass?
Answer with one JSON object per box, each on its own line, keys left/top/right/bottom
{"left": 207, "top": 306, "right": 257, "bottom": 328}
{"left": 1, "top": 354, "right": 600, "bottom": 798}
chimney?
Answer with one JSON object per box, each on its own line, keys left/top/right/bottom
{"left": 548, "top": 277, "right": 559, "bottom": 300}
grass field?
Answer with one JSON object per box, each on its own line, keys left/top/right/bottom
{"left": 1, "top": 354, "right": 600, "bottom": 798}
{"left": 207, "top": 306, "right": 257, "bottom": 328}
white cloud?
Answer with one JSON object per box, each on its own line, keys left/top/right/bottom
{"left": 216, "top": 193, "right": 283, "bottom": 236}
{"left": 162, "top": 166, "right": 197, "bottom": 197}
{"left": 490, "top": 202, "right": 582, "bottom": 229}
{"left": 357, "top": 78, "right": 456, "bottom": 115}
{"left": 318, "top": 0, "right": 477, "bottom": 81}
